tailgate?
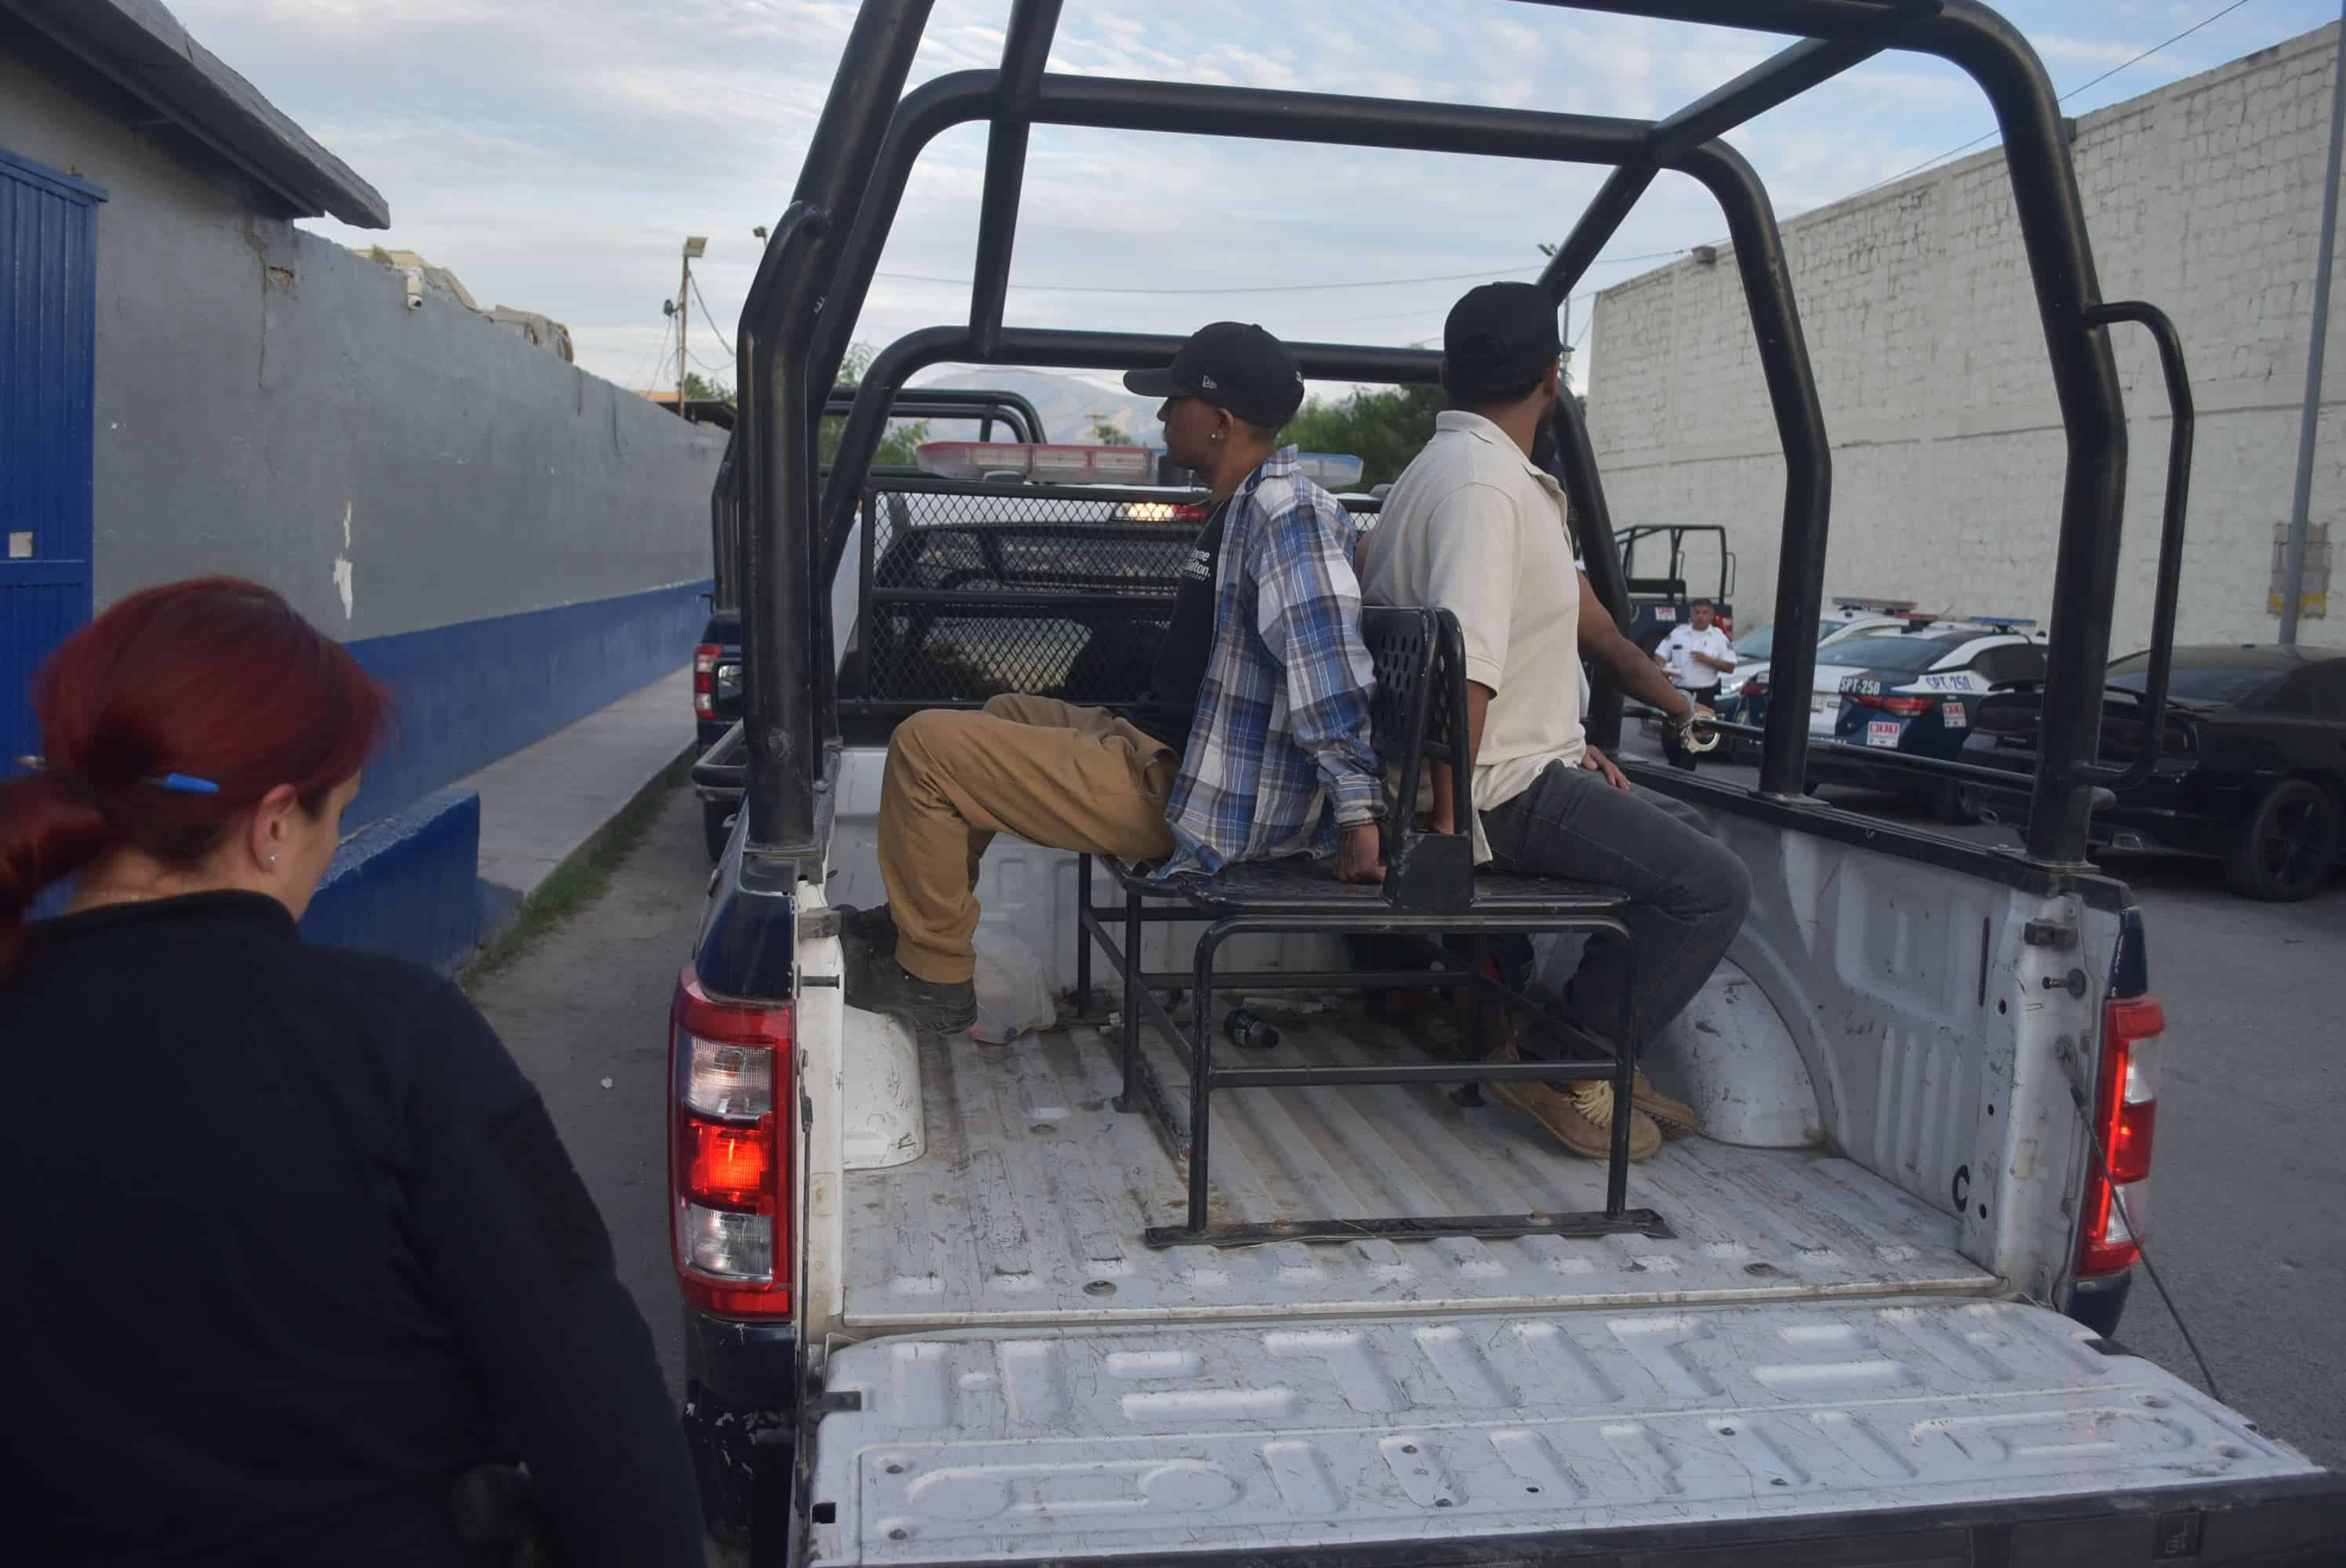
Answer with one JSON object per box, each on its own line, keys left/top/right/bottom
{"left": 802, "top": 1298, "right": 2341, "bottom": 1566}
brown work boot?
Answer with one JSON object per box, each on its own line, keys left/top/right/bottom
{"left": 1484, "top": 1038, "right": 1659, "bottom": 1161}
{"left": 1632, "top": 1068, "right": 1702, "bottom": 1140}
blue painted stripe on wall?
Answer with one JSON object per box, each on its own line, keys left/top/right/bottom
{"left": 301, "top": 787, "right": 481, "bottom": 974}
{"left": 345, "top": 579, "right": 710, "bottom": 829}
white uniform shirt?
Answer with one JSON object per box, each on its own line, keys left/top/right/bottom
{"left": 1657, "top": 622, "right": 1734, "bottom": 689}
{"left": 1356, "top": 411, "right": 1582, "bottom": 862}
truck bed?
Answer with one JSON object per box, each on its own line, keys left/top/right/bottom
{"left": 841, "top": 1014, "right": 1996, "bottom": 1330}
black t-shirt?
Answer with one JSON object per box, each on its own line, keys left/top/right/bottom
{"left": 0, "top": 893, "right": 703, "bottom": 1567}
{"left": 1146, "top": 498, "right": 1230, "bottom": 745}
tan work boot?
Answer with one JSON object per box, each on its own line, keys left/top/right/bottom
{"left": 1484, "top": 1037, "right": 1660, "bottom": 1161}
{"left": 1632, "top": 1069, "right": 1702, "bottom": 1141}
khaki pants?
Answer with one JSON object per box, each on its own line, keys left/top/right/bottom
{"left": 879, "top": 695, "right": 1178, "bottom": 983}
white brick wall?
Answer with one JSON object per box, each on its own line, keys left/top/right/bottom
{"left": 1589, "top": 24, "right": 2346, "bottom": 652}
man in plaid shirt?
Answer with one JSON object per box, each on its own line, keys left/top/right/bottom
{"left": 844, "top": 323, "right": 1385, "bottom": 1033}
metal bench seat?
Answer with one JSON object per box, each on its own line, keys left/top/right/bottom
{"left": 1101, "top": 856, "right": 1628, "bottom": 916}
{"left": 1076, "top": 605, "right": 1671, "bottom": 1251}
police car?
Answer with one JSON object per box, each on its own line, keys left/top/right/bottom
{"left": 1802, "top": 619, "right": 2048, "bottom": 817}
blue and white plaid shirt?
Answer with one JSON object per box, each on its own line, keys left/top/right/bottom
{"left": 1157, "top": 448, "right": 1381, "bottom": 878}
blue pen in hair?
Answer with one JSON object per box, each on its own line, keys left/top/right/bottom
{"left": 149, "top": 773, "right": 220, "bottom": 795}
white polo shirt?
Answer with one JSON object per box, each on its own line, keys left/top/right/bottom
{"left": 1356, "top": 411, "right": 1582, "bottom": 860}
{"left": 1658, "top": 622, "right": 1734, "bottom": 689}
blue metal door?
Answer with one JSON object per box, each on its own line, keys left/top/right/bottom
{"left": 2, "top": 150, "right": 105, "bottom": 771}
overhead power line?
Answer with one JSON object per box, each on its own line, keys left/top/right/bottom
{"left": 1844, "top": 0, "right": 2256, "bottom": 201}
{"left": 689, "top": 274, "right": 735, "bottom": 362}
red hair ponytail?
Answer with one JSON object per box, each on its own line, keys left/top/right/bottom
{"left": 0, "top": 578, "right": 390, "bottom": 971}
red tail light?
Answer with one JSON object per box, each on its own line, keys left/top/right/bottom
{"left": 1854, "top": 692, "right": 1934, "bottom": 716}
{"left": 670, "top": 965, "right": 793, "bottom": 1316}
{"left": 1742, "top": 676, "right": 1767, "bottom": 699}
{"left": 2078, "top": 995, "right": 2163, "bottom": 1277}
{"left": 693, "top": 643, "right": 721, "bottom": 720}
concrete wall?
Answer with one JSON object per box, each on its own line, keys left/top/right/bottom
{"left": 1588, "top": 24, "right": 2346, "bottom": 655}
{"left": 4, "top": 41, "right": 721, "bottom": 968}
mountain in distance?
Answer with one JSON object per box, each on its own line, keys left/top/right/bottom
{"left": 916, "top": 367, "right": 1163, "bottom": 448}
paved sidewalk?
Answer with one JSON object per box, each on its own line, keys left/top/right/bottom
{"left": 460, "top": 666, "right": 697, "bottom": 933}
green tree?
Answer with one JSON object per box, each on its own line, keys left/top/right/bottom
{"left": 1280, "top": 384, "right": 1444, "bottom": 489}
{"left": 820, "top": 341, "right": 928, "bottom": 467}
{"left": 681, "top": 371, "right": 732, "bottom": 403}
{"left": 1091, "top": 421, "right": 1134, "bottom": 445}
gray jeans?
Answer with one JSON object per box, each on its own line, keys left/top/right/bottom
{"left": 1480, "top": 759, "right": 1752, "bottom": 1053}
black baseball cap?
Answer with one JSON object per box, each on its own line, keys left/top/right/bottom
{"left": 1124, "top": 321, "right": 1307, "bottom": 430}
{"left": 1444, "top": 281, "right": 1563, "bottom": 401}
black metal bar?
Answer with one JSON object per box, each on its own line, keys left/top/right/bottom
{"left": 1143, "top": 1209, "right": 1675, "bottom": 1249}
{"left": 737, "top": 0, "right": 934, "bottom": 851}
{"left": 1538, "top": 165, "right": 1656, "bottom": 300}
{"left": 1210, "top": 1060, "right": 1621, "bottom": 1088}
{"left": 871, "top": 590, "right": 1174, "bottom": 611}
{"left": 1552, "top": 391, "right": 1630, "bottom": 752}
{"left": 1131, "top": 968, "right": 1470, "bottom": 989}
{"left": 823, "top": 325, "right": 1439, "bottom": 583}
{"left": 1647, "top": 38, "right": 1881, "bottom": 162}
{"left": 735, "top": 202, "right": 830, "bottom": 852}
{"left": 1122, "top": 887, "right": 1143, "bottom": 1110}
{"left": 1187, "top": 922, "right": 1224, "bottom": 1234}
{"left": 1606, "top": 932, "right": 1636, "bottom": 1217}
{"left": 1074, "top": 851, "right": 1092, "bottom": 1018}
{"left": 1033, "top": 72, "right": 1652, "bottom": 160}
{"left": 2081, "top": 300, "right": 2193, "bottom": 792}
{"left": 792, "top": 0, "right": 2134, "bottom": 870}
{"left": 1674, "top": 140, "right": 1833, "bottom": 800}
{"left": 968, "top": 0, "right": 1063, "bottom": 354}
{"left": 825, "top": 387, "right": 1046, "bottom": 443}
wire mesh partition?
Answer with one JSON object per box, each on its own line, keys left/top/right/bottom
{"left": 844, "top": 480, "right": 1382, "bottom": 719}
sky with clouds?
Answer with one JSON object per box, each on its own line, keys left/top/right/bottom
{"left": 169, "top": 0, "right": 2346, "bottom": 404}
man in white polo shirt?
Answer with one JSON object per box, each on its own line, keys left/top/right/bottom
{"left": 1654, "top": 599, "right": 1736, "bottom": 771}
{"left": 1356, "top": 282, "right": 1751, "bottom": 1163}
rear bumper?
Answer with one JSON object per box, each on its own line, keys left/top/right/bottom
{"left": 682, "top": 1308, "right": 797, "bottom": 1544}
{"left": 2067, "top": 1267, "right": 2135, "bottom": 1337}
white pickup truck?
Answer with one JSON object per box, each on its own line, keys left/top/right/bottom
{"left": 666, "top": 2, "right": 2346, "bottom": 1562}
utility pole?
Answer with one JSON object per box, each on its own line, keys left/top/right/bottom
{"left": 2281, "top": 7, "right": 2346, "bottom": 644}
{"left": 677, "top": 234, "right": 708, "bottom": 407}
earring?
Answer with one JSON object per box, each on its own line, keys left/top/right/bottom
{"left": 268, "top": 853, "right": 279, "bottom": 868}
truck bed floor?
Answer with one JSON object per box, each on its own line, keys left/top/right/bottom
{"left": 841, "top": 1017, "right": 1996, "bottom": 1329}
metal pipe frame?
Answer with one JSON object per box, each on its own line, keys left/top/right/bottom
{"left": 1073, "top": 881, "right": 1658, "bottom": 1245}
{"left": 749, "top": 0, "right": 2147, "bottom": 873}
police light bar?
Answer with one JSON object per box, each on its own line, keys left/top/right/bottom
{"left": 915, "top": 442, "right": 1157, "bottom": 485}
{"left": 1965, "top": 615, "right": 2041, "bottom": 630}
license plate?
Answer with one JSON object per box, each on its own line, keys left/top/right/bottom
{"left": 1943, "top": 701, "right": 1967, "bottom": 729}
{"left": 1866, "top": 719, "right": 1904, "bottom": 749}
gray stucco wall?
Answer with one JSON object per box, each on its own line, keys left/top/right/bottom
{"left": 0, "top": 49, "right": 721, "bottom": 642}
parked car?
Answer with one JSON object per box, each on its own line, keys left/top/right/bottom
{"left": 1963, "top": 644, "right": 2346, "bottom": 899}
{"left": 1722, "top": 601, "right": 1932, "bottom": 755}
{"left": 1787, "top": 624, "right": 2049, "bottom": 820}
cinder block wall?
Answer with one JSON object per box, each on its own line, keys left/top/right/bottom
{"left": 1589, "top": 24, "right": 2346, "bottom": 654}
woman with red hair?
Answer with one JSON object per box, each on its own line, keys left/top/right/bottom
{"left": 0, "top": 580, "right": 701, "bottom": 1566}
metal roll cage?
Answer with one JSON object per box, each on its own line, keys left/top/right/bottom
{"left": 731, "top": 0, "right": 2193, "bottom": 873}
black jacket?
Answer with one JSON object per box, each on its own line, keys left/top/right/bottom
{"left": 0, "top": 893, "right": 703, "bottom": 1566}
